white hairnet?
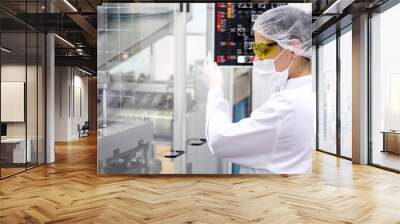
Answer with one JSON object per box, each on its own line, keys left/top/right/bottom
{"left": 253, "top": 5, "right": 312, "bottom": 59}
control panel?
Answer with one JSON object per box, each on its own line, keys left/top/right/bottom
{"left": 214, "top": 3, "right": 285, "bottom": 66}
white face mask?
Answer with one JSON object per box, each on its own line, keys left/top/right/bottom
{"left": 252, "top": 49, "right": 294, "bottom": 93}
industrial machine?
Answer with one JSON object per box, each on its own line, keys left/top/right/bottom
{"left": 98, "top": 122, "right": 161, "bottom": 174}
{"left": 96, "top": 2, "right": 280, "bottom": 174}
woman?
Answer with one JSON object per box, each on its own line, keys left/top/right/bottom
{"left": 203, "top": 5, "right": 314, "bottom": 174}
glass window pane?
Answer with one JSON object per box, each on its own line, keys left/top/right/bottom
{"left": 371, "top": 4, "right": 400, "bottom": 171}
{"left": 340, "top": 29, "right": 352, "bottom": 158}
{"left": 27, "top": 30, "right": 38, "bottom": 169}
{"left": 318, "top": 37, "right": 337, "bottom": 154}
{"left": 1, "top": 29, "right": 28, "bottom": 177}
{"left": 26, "top": 0, "right": 40, "bottom": 169}
{"left": 1, "top": 1, "right": 46, "bottom": 178}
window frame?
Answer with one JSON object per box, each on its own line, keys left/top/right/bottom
{"left": 367, "top": 0, "right": 400, "bottom": 173}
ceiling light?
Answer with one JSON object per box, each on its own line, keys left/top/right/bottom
{"left": 1, "top": 47, "right": 11, "bottom": 53}
{"left": 323, "top": 0, "right": 354, "bottom": 15}
{"left": 78, "top": 67, "right": 92, "bottom": 76}
{"left": 63, "top": 0, "right": 78, "bottom": 12}
{"left": 54, "top": 34, "right": 75, "bottom": 48}
{"left": 121, "top": 53, "right": 129, "bottom": 60}
{"left": 76, "top": 48, "right": 85, "bottom": 55}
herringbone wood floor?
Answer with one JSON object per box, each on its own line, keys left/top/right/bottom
{"left": 1, "top": 136, "right": 400, "bottom": 224}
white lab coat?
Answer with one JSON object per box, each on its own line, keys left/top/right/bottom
{"left": 205, "top": 75, "right": 315, "bottom": 174}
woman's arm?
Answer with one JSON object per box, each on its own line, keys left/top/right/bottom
{"left": 205, "top": 89, "right": 291, "bottom": 168}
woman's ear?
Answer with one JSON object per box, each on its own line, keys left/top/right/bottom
{"left": 289, "top": 39, "right": 302, "bottom": 48}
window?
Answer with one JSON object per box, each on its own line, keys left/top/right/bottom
{"left": 318, "top": 37, "right": 337, "bottom": 155}
{"left": 370, "top": 3, "right": 400, "bottom": 171}
{"left": 339, "top": 28, "right": 352, "bottom": 158}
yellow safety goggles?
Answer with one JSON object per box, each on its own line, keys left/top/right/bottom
{"left": 252, "top": 42, "right": 279, "bottom": 60}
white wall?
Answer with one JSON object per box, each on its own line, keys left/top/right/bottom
{"left": 1, "top": 65, "right": 30, "bottom": 138}
{"left": 1, "top": 63, "right": 46, "bottom": 164}
{"left": 55, "top": 67, "right": 89, "bottom": 141}
{"left": 72, "top": 74, "right": 89, "bottom": 138}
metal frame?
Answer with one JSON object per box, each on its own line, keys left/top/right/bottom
{"left": 36, "top": 2, "right": 39, "bottom": 169}
{"left": 0, "top": 19, "right": 2, "bottom": 179}
{"left": 25, "top": 3, "right": 28, "bottom": 171}
{"left": 367, "top": 10, "right": 373, "bottom": 166}
{"left": 315, "top": 44, "right": 319, "bottom": 151}
{"left": 336, "top": 21, "right": 341, "bottom": 157}
{"left": 173, "top": 2, "right": 187, "bottom": 173}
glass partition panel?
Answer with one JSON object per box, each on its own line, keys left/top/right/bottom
{"left": 1, "top": 29, "right": 27, "bottom": 177}
{"left": 0, "top": 0, "right": 46, "bottom": 179}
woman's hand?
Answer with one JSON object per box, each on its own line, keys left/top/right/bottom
{"left": 202, "top": 52, "right": 224, "bottom": 89}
